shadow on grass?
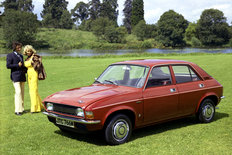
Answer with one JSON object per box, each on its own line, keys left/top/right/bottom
{"left": 131, "top": 112, "right": 229, "bottom": 142}
{"left": 214, "top": 112, "right": 229, "bottom": 121}
{"left": 54, "top": 129, "right": 106, "bottom": 146}
{"left": 54, "top": 112, "right": 229, "bottom": 146}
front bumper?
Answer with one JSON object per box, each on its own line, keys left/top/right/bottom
{"left": 43, "top": 111, "right": 101, "bottom": 124}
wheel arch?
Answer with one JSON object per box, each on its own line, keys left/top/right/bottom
{"left": 103, "top": 108, "right": 136, "bottom": 129}
{"left": 195, "top": 93, "right": 219, "bottom": 113}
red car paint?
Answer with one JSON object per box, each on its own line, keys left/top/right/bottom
{"left": 43, "top": 59, "right": 223, "bottom": 144}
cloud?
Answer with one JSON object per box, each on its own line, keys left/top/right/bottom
{"left": 145, "top": 8, "right": 163, "bottom": 24}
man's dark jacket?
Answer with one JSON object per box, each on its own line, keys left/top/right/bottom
{"left": 6, "top": 51, "right": 27, "bottom": 82}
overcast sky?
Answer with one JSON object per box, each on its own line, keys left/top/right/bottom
{"left": 1, "top": 0, "right": 232, "bottom": 25}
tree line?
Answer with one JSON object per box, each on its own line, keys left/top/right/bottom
{"left": 0, "top": 0, "right": 232, "bottom": 48}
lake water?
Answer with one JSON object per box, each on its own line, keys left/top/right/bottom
{"left": 1, "top": 48, "right": 232, "bottom": 57}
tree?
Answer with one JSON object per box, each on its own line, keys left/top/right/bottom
{"left": 71, "top": 1, "right": 89, "bottom": 24}
{"left": 123, "top": 0, "right": 132, "bottom": 33}
{"left": 91, "top": 17, "right": 114, "bottom": 40}
{"left": 133, "top": 20, "right": 146, "bottom": 41}
{"left": 133, "top": 21, "right": 158, "bottom": 41}
{"left": 41, "top": 0, "right": 73, "bottom": 29}
{"left": 59, "top": 10, "right": 73, "bottom": 29}
{"left": 1, "top": 0, "right": 34, "bottom": 12}
{"left": 196, "top": 9, "right": 230, "bottom": 46}
{"left": 91, "top": 17, "right": 126, "bottom": 43}
{"left": 89, "top": 0, "right": 101, "bottom": 20}
{"left": 2, "top": 10, "right": 38, "bottom": 47}
{"left": 184, "top": 22, "right": 201, "bottom": 47}
{"left": 0, "top": 11, "right": 3, "bottom": 26}
{"left": 131, "top": 0, "right": 144, "bottom": 27}
{"left": 185, "top": 22, "right": 197, "bottom": 41}
{"left": 157, "top": 10, "right": 188, "bottom": 47}
{"left": 78, "top": 19, "right": 93, "bottom": 31}
{"left": 145, "top": 24, "right": 158, "bottom": 39}
{"left": 99, "top": 0, "right": 118, "bottom": 25}
{"left": 1, "top": 0, "right": 18, "bottom": 11}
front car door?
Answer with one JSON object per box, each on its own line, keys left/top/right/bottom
{"left": 143, "top": 65, "right": 179, "bottom": 124}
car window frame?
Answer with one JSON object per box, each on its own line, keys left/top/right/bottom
{"left": 144, "top": 65, "right": 173, "bottom": 89}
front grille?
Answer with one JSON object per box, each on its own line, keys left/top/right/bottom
{"left": 51, "top": 103, "right": 77, "bottom": 116}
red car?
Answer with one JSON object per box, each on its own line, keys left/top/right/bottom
{"left": 43, "top": 59, "right": 224, "bottom": 145}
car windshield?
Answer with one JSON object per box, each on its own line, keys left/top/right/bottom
{"left": 95, "top": 64, "right": 149, "bottom": 88}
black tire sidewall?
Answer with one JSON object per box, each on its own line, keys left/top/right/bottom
{"left": 198, "top": 99, "right": 215, "bottom": 123}
{"left": 104, "top": 114, "right": 132, "bottom": 145}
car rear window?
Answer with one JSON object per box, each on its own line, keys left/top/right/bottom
{"left": 172, "top": 65, "right": 200, "bottom": 84}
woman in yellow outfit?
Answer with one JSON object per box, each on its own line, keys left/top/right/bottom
{"left": 24, "top": 45, "right": 44, "bottom": 113}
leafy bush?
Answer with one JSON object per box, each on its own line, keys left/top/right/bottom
{"left": 105, "top": 26, "right": 126, "bottom": 43}
{"left": 140, "top": 40, "right": 152, "bottom": 48}
{"left": 191, "top": 37, "right": 202, "bottom": 47}
{"left": 229, "top": 38, "right": 232, "bottom": 47}
{"left": 139, "top": 39, "right": 165, "bottom": 49}
{"left": 78, "top": 19, "right": 93, "bottom": 31}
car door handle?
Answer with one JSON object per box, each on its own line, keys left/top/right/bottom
{"left": 136, "top": 101, "right": 142, "bottom": 104}
{"left": 170, "top": 88, "right": 176, "bottom": 92}
{"left": 199, "top": 84, "right": 204, "bottom": 88}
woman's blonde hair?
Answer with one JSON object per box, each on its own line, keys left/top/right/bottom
{"left": 23, "top": 45, "right": 36, "bottom": 55}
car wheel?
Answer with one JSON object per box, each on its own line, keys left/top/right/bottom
{"left": 197, "top": 99, "right": 215, "bottom": 123}
{"left": 105, "top": 114, "right": 132, "bottom": 145}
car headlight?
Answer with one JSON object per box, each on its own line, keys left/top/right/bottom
{"left": 46, "top": 103, "right": 53, "bottom": 111}
{"left": 76, "top": 108, "right": 84, "bottom": 117}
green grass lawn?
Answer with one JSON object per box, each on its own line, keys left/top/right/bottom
{"left": 0, "top": 54, "right": 232, "bottom": 154}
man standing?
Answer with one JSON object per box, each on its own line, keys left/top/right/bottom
{"left": 6, "top": 42, "right": 27, "bottom": 115}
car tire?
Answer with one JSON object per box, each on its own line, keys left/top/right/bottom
{"left": 197, "top": 99, "right": 215, "bottom": 123}
{"left": 104, "top": 114, "right": 132, "bottom": 145}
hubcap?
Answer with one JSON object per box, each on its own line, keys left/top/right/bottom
{"left": 113, "top": 119, "right": 129, "bottom": 141}
{"left": 203, "top": 103, "right": 214, "bottom": 120}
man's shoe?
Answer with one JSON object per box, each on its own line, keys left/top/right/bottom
{"left": 15, "top": 112, "right": 22, "bottom": 116}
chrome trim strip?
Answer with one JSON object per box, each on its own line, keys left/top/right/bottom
{"left": 221, "top": 96, "right": 225, "bottom": 99}
{"left": 43, "top": 112, "right": 101, "bottom": 124}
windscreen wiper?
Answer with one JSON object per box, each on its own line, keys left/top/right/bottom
{"left": 104, "top": 80, "right": 118, "bottom": 85}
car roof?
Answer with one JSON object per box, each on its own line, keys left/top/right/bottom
{"left": 113, "top": 59, "right": 192, "bottom": 67}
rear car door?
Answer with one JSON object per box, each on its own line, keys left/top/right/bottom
{"left": 171, "top": 65, "right": 205, "bottom": 116}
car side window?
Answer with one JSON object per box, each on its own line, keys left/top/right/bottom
{"left": 172, "top": 65, "right": 200, "bottom": 84}
{"left": 146, "top": 66, "right": 172, "bottom": 88}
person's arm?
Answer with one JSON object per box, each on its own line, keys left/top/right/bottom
{"left": 6, "top": 55, "right": 20, "bottom": 69}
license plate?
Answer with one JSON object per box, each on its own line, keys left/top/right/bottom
{"left": 56, "top": 118, "right": 74, "bottom": 128}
